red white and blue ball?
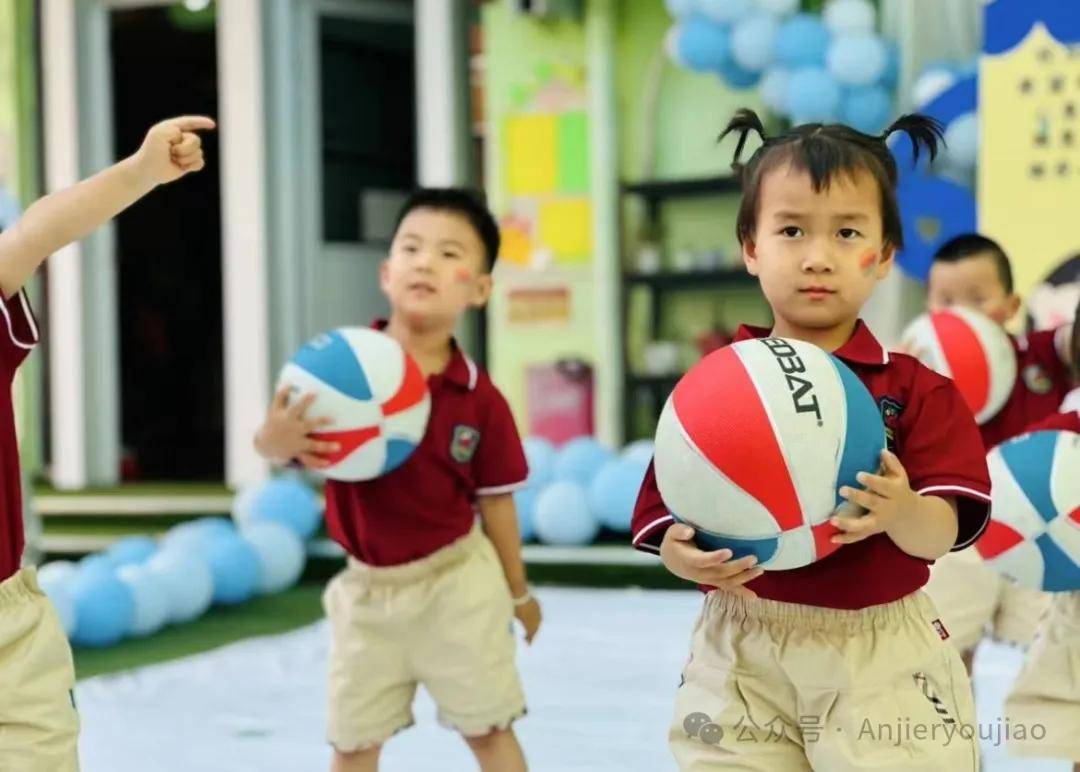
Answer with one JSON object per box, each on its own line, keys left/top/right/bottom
{"left": 277, "top": 328, "right": 430, "bottom": 481}
{"left": 654, "top": 337, "right": 885, "bottom": 570}
{"left": 976, "top": 430, "right": 1080, "bottom": 591}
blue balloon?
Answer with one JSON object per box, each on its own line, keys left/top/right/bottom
{"left": 895, "top": 173, "right": 977, "bottom": 281}
{"left": 841, "top": 85, "right": 893, "bottom": 134}
{"left": 731, "top": 14, "right": 779, "bottom": 72}
{"left": 879, "top": 40, "right": 900, "bottom": 88}
{"left": 786, "top": 68, "right": 842, "bottom": 123}
{"left": 163, "top": 517, "right": 236, "bottom": 554}
{"left": 664, "top": 0, "right": 696, "bottom": 18}
{"left": 760, "top": 68, "right": 790, "bottom": 113}
{"left": 942, "top": 112, "right": 979, "bottom": 171}
{"left": 69, "top": 570, "right": 135, "bottom": 648}
{"left": 827, "top": 33, "right": 888, "bottom": 87}
{"left": 39, "top": 578, "right": 76, "bottom": 637}
{"left": 146, "top": 548, "right": 214, "bottom": 624}
{"left": 36, "top": 561, "right": 78, "bottom": 588}
{"left": 234, "top": 477, "right": 322, "bottom": 540}
{"left": 588, "top": 458, "right": 650, "bottom": 532}
{"left": 534, "top": 482, "right": 599, "bottom": 546}
{"left": 553, "top": 436, "right": 613, "bottom": 488}
{"left": 677, "top": 15, "right": 732, "bottom": 72}
{"left": 240, "top": 521, "right": 307, "bottom": 594}
{"left": 621, "top": 439, "right": 655, "bottom": 465}
{"left": 116, "top": 565, "right": 171, "bottom": 637}
{"left": 698, "top": 0, "right": 753, "bottom": 24}
{"left": 204, "top": 533, "right": 262, "bottom": 605}
{"left": 891, "top": 74, "right": 977, "bottom": 176}
{"left": 107, "top": 535, "right": 159, "bottom": 568}
{"left": 523, "top": 437, "right": 557, "bottom": 488}
{"left": 717, "top": 58, "right": 761, "bottom": 89}
{"left": 774, "top": 14, "right": 830, "bottom": 69}
{"left": 512, "top": 487, "right": 539, "bottom": 542}
{"left": 79, "top": 553, "right": 116, "bottom": 576}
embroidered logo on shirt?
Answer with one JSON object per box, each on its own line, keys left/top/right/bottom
{"left": 1022, "top": 364, "right": 1053, "bottom": 395}
{"left": 879, "top": 397, "right": 905, "bottom": 451}
{"left": 931, "top": 618, "right": 949, "bottom": 641}
{"left": 450, "top": 425, "right": 481, "bottom": 463}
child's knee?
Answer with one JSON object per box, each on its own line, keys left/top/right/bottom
{"left": 331, "top": 744, "right": 381, "bottom": 772}
{"left": 465, "top": 726, "right": 515, "bottom": 751}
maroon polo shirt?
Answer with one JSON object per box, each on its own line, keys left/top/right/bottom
{"left": 1023, "top": 399, "right": 1080, "bottom": 434}
{"left": 631, "top": 320, "right": 992, "bottom": 610}
{"left": 0, "top": 290, "right": 40, "bottom": 583}
{"left": 324, "top": 323, "right": 528, "bottom": 566}
{"left": 979, "top": 328, "right": 1072, "bottom": 450}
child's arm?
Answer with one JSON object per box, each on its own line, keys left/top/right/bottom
{"left": 253, "top": 387, "right": 338, "bottom": 468}
{"left": 0, "top": 115, "right": 214, "bottom": 298}
{"left": 832, "top": 449, "right": 959, "bottom": 560}
{"left": 477, "top": 493, "right": 541, "bottom": 644}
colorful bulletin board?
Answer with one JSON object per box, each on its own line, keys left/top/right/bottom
{"left": 980, "top": 1, "right": 1080, "bottom": 308}
{"left": 499, "top": 64, "right": 593, "bottom": 269}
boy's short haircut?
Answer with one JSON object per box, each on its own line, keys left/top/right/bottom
{"left": 393, "top": 187, "right": 500, "bottom": 272}
{"left": 932, "top": 233, "right": 1015, "bottom": 294}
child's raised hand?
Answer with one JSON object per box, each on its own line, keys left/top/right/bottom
{"left": 659, "top": 524, "right": 763, "bottom": 597}
{"left": 133, "top": 116, "right": 216, "bottom": 186}
{"left": 254, "top": 386, "right": 339, "bottom": 468}
{"left": 831, "top": 449, "right": 918, "bottom": 545}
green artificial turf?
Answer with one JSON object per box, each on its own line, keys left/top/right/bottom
{"left": 73, "top": 584, "right": 325, "bottom": 680}
{"left": 35, "top": 481, "right": 235, "bottom": 497}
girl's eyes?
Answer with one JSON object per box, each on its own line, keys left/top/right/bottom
{"left": 779, "top": 226, "right": 803, "bottom": 238}
{"left": 443, "top": 251, "right": 462, "bottom": 260}
{"left": 838, "top": 228, "right": 862, "bottom": 239}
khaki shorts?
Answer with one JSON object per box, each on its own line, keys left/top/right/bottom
{"left": 323, "top": 525, "right": 525, "bottom": 752}
{"left": 924, "top": 548, "right": 1050, "bottom": 653}
{"left": 0, "top": 567, "right": 80, "bottom": 772}
{"left": 1005, "top": 591, "right": 1080, "bottom": 761}
{"left": 670, "top": 591, "right": 978, "bottom": 772}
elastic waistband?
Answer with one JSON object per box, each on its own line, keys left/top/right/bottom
{"left": 704, "top": 590, "right": 936, "bottom": 631}
{"left": 0, "top": 566, "right": 41, "bottom": 607}
{"left": 345, "top": 524, "right": 486, "bottom": 587}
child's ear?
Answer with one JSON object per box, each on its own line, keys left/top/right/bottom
{"left": 470, "top": 273, "right": 493, "bottom": 308}
{"left": 1002, "top": 292, "right": 1022, "bottom": 322}
{"left": 742, "top": 239, "right": 759, "bottom": 276}
{"left": 877, "top": 243, "right": 896, "bottom": 279}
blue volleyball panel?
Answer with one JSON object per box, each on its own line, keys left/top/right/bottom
{"left": 382, "top": 439, "right": 417, "bottom": 474}
{"left": 1036, "top": 533, "right": 1080, "bottom": 592}
{"left": 673, "top": 513, "right": 780, "bottom": 565}
{"left": 830, "top": 355, "right": 886, "bottom": 508}
{"left": 292, "top": 330, "right": 372, "bottom": 401}
{"left": 1000, "top": 432, "right": 1059, "bottom": 523}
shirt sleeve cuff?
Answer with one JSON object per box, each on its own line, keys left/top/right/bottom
{"left": 476, "top": 479, "right": 528, "bottom": 496}
{"left": 1, "top": 288, "right": 39, "bottom": 350}
{"left": 631, "top": 514, "right": 674, "bottom": 555}
{"left": 915, "top": 480, "right": 991, "bottom": 550}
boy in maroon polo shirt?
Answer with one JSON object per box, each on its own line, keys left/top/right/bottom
{"left": 1005, "top": 306, "right": 1080, "bottom": 769}
{"left": 631, "top": 111, "right": 991, "bottom": 771}
{"left": 0, "top": 116, "right": 212, "bottom": 771}
{"left": 255, "top": 188, "right": 539, "bottom": 772}
{"left": 923, "top": 234, "right": 1073, "bottom": 673}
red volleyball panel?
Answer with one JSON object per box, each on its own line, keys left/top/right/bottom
{"left": 974, "top": 519, "right": 1026, "bottom": 560}
{"left": 812, "top": 520, "right": 841, "bottom": 562}
{"left": 310, "top": 425, "right": 381, "bottom": 465}
{"left": 672, "top": 346, "right": 803, "bottom": 532}
{"left": 931, "top": 312, "right": 990, "bottom": 416}
{"left": 1069, "top": 506, "right": 1080, "bottom": 526}
{"left": 382, "top": 355, "right": 427, "bottom": 417}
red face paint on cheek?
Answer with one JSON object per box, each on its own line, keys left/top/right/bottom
{"left": 454, "top": 268, "right": 471, "bottom": 284}
{"left": 859, "top": 250, "right": 878, "bottom": 273}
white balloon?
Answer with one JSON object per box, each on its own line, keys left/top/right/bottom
{"left": 732, "top": 14, "right": 780, "bottom": 73}
{"left": 117, "top": 565, "right": 171, "bottom": 637}
{"left": 942, "top": 112, "right": 979, "bottom": 170}
{"left": 36, "top": 561, "right": 78, "bottom": 588}
{"left": 826, "top": 33, "right": 888, "bottom": 87}
{"left": 912, "top": 69, "right": 957, "bottom": 107}
{"left": 39, "top": 579, "right": 76, "bottom": 636}
{"left": 760, "top": 68, "right": 791, "bottom": 113}
{"left": 755, "top": 0, "right": 799, "bottom": 17}
{"left": 664, "top": 0, "right": 696, "bottom": 18}
{"left": 823, "top": 0, "right": 876, "bottom": 34}
{"left": 665, "top": 25, "right": 686, "bottom": 67}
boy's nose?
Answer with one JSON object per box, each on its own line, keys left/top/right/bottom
{"left": 801, "top": 245, "right": 835, "bottom": 272}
